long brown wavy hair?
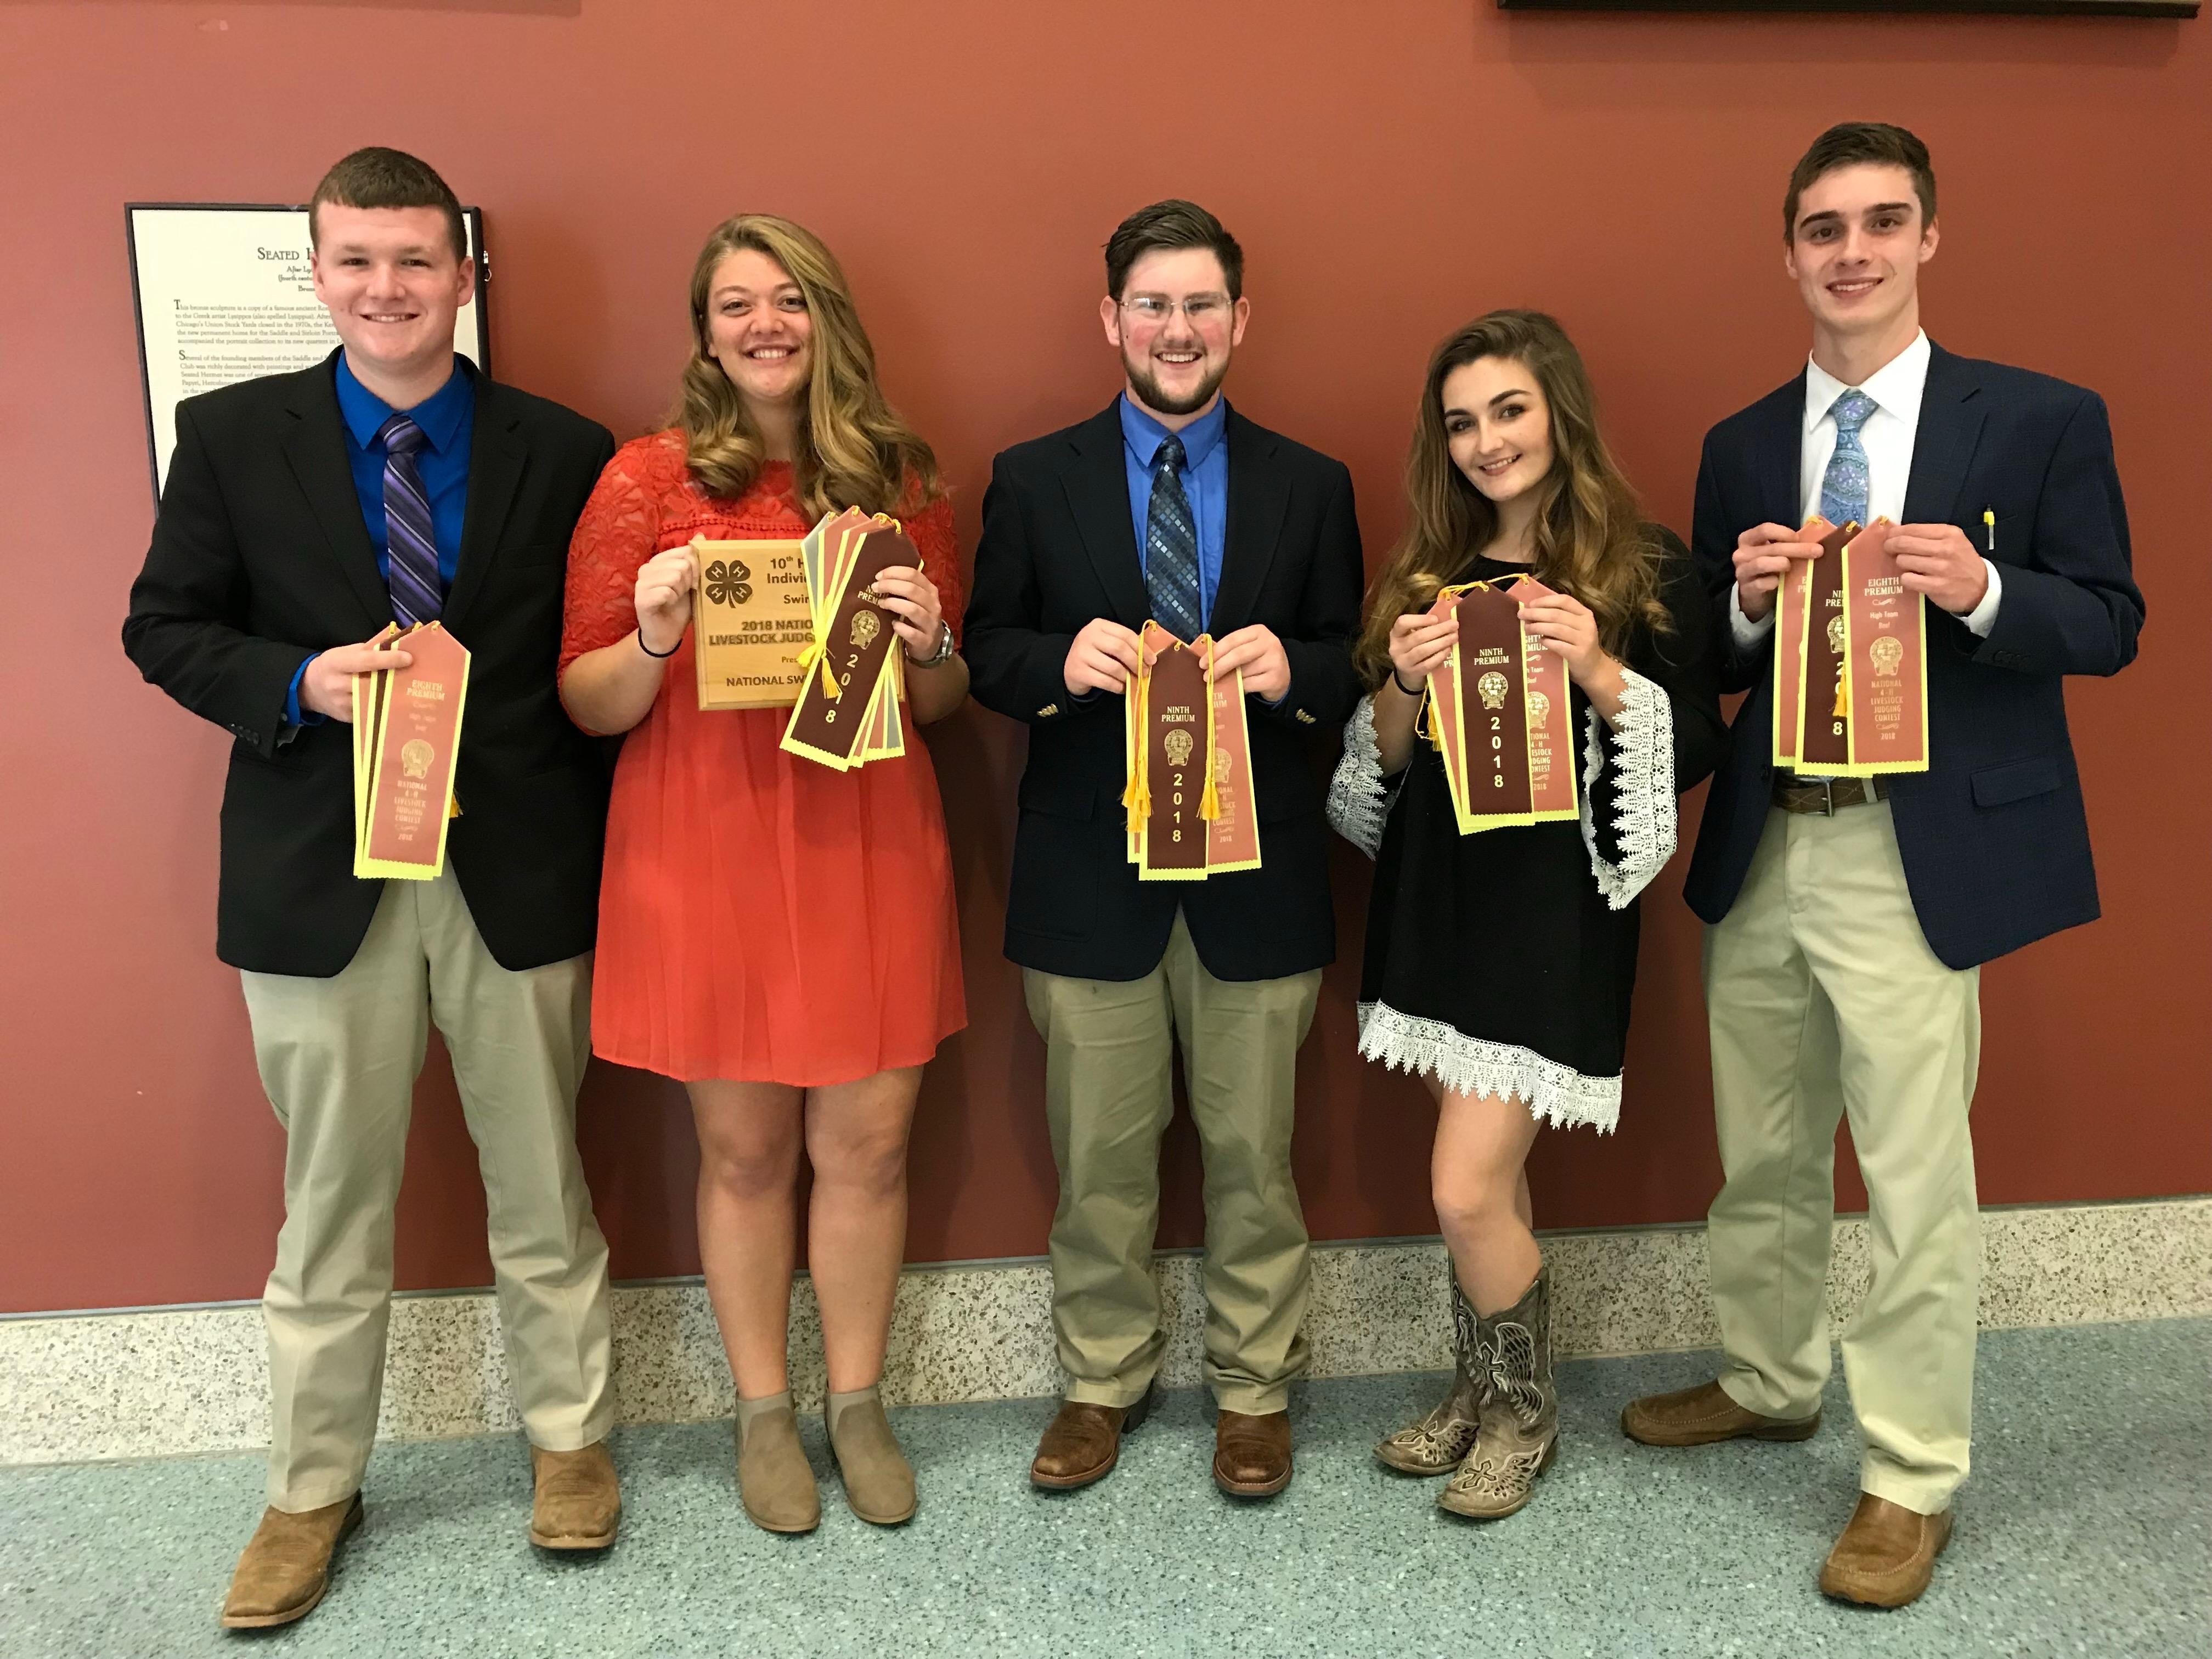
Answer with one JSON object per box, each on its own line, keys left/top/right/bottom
{"left": 1353, "top": 310, "right": 1669, "bottom": 689}
{"left": 675, "top": 213, "right": 939, "bottom": 519}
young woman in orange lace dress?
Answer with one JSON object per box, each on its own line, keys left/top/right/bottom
{"left": 558, "top": 215, "right": 965, "bottom": 1534}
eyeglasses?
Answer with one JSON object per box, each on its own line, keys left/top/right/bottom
{"left": 1118, "top": 293, "right": 1233, "bottom": 329}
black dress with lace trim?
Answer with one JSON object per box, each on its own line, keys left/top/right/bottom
{"left": 1330, "top": 540, "right": 1724, "bottom": 1132}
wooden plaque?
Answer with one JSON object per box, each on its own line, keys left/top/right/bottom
{"left": 691, "top": 535, "right": 814, "bottom": 710}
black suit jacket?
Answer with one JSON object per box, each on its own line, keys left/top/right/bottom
{"left": 122, "top": 352, "right": 618, "bottom": 977}
{"left": 1681, "top": 343, "right": 2143, "bottom": 969}
{"left": 964, "top": 400, "right": 1365, "bottom": 981}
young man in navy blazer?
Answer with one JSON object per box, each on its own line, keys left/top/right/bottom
{"left": 964, "top": 201, "right": 1363, "bottom": 1499}
{"left": 1621, "top": 123, "right": 2142, "bottom": 1608}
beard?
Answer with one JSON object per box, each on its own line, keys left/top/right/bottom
{"left": 1123, "top": 347, "right": 1231, "bottom": 418}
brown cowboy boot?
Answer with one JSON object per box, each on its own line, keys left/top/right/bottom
{"left": 528, "top": 1441, "right": 620, "bottom": 1550}
{"left": 1212, "top": 1409, "right": 1293, "bottom": 1498}
{"left": 1030, "top": 1386, "right": 1154, "bottom": 1491}
{"left": 1376, "top": 1276, "right": 1486, "bottom": 1474}
{"left": 1439, "top": 1266, "right": 1559, "bottom": 1520}
{"left": 218, "top": 1494, "right": 362, "bottom": 1629}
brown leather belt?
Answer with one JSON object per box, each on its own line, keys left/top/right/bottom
{"left": 1772, "top": 774, "right": 1889, "bottom": 815}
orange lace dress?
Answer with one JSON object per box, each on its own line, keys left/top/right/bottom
{"left": 560, "top": 432, "right": 966, "bottom": 1085}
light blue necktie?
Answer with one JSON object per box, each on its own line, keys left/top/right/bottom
{"left": 1144, "top": 433, "right": 1202, "bottom": 640}
{"left": 1819, "top": 390, "right": 1878, "bottom": 527}
{"left": 377, "top": 413, "right": 443, "bottom": 626}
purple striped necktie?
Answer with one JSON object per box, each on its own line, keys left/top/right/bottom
{"left": 377, "top": 413, "right": 443, "bottom": 626}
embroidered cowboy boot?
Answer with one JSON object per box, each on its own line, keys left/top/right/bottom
{"left": 1376, "top": 1275, "right": 1487, "bottom": 1474}
{"left": 1439, "top": 1265, "right": 1559, "bottom": 1520}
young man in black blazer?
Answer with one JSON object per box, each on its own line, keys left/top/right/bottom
{"left": 965, "top": 201, "right": 1363, "bottom": 1498}
{"left": 1622, "top": 125, "right": 2142, "bottom": 1607}
{"left": 123, "top": 150, "right": 622, "bottom": 1627}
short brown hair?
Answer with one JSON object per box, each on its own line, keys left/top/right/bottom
{"left": 1784, "top": 122, "right": 1936, "bottom": 244}
{"left": 309, "top": 147, "right": 467, "bottom": 262}
{"left": 1104, "top": 200, "right": 1244, "bottom": 302}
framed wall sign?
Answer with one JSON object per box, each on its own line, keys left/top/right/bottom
{"left": 126, "top": 202, "right": 491, "bottom": 501}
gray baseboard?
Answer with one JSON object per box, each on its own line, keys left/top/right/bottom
{"left": 3, "top": 1197, "right": 2205, "bottom": 1465}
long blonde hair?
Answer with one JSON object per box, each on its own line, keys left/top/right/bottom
{"left": 1354, "top": 310, "right": 1669, "bottom": 689}
{"left": 676, "top": 214, "right": 939, "bottom": 519}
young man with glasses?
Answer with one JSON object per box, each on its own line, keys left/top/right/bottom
{"left": 966, "top": 200, "right": 1364, "bottom": 1498}
{"left": 1622, "top": 123, "right": 2142, "bottom": 1608}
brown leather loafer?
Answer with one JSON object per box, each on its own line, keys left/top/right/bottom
{"left": 528, "top": 1440, "right": 620, "bottom": 1550}
{"left": 1212, "top": 1409, "right": 1293, "bottom": 1498}
{"left": 1030, "top": 1386, "right": 1153, "bottom": 1490}
{"left": 1621, "top": 1380, "right": 1821, "bottom": 1447}
{"left": 1820, "top": 1493, "right": 1953, "bottom": 1607}
{"left": 218, "top": 1493, "right": 362, "bottom": 1629}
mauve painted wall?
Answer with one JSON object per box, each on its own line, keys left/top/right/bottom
{"left": 1, "top": 1, "right": 2202, "bottom": 1313}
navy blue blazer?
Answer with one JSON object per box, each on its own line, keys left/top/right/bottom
{"left": 1680, "top": 343, "right": 2143, "bottom": 969}
{"left": 964, "top": 401, "right": 1365, "bottom": 983}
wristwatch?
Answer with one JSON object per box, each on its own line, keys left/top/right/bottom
{"left": 906, "top": 619, "right": 956, "bottom": 668}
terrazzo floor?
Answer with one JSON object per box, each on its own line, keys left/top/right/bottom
{"left": 2, "top": 1319, "right": 2203, "bottom": 1659}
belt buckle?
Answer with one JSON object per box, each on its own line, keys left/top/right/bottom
{"left": 1818, "top": 779, "right": 1838, "bottom": 817}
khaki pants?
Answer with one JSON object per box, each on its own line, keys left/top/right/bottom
{"left": 240, "top": 869, "right": 614, "bottom": 1511}
{"left": 1024, "top": 913, "right": 1322, "bottom": 1416}
{"left": 1703, "top": 800, "right": 1981, "bottom": 1514}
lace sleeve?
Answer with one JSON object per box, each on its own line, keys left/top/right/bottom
{"left": 560, "top": 439, "right": 669, "bottom": 680}
{"left": 901, "top": 490, "right": 964, "bottom": 648}
{"left": 1578, "top": 666, "right": 1676, "bottom": 910}
{"left": 1326, "top": 693, "right": 1401, "bottom": 859}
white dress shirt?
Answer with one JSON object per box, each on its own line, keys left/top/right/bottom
{"left": 1731, "top": 330, "right": 2004, "bottom": 653}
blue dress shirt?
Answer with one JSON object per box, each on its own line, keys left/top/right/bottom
{"left": 1120, "top": 392, "right": 1229, "bottom": 630}
{"left": 285, "top": 353, "right": 476, "bottom": 724}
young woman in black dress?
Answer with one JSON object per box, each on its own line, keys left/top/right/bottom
{"left": 1327, "top": 311, "right": 1725, "bottom": 1520}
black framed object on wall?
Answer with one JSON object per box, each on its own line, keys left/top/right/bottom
{"left": 1498, "top": 0, "right": 2196, "bottom": 15}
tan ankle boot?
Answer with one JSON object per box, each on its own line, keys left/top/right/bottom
{"left": 1440, "top": 1266, "right": 1560, "bottom": 1520}
{"left": 528, "top": 1440, "right": 620, "bottom": 1550}
{"left": 735, "top": 1392, "right": 820, "bottom": 1534}
{"left": 1376, "top": 1277, "right": 1486, "bottom": 1474}
{"left": 827, "top": 1385, "right": 917, "bottom": 1525}
{"left": 218, "top": 1493, "right": 362, "bottom": 1629}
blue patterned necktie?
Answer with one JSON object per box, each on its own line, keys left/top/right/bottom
{"left": 377, "top": 413, "right": 443, "bottom": 626}
{"left": 1144, "top": 433, "right": 1203, "bottom": 639}
{"left": 1819, "top": 389, "right": 1878, "bottom": 527}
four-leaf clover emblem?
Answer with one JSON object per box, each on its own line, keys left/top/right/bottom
{"left": 704, "top": 559, "right": 753, "bottom": 607}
